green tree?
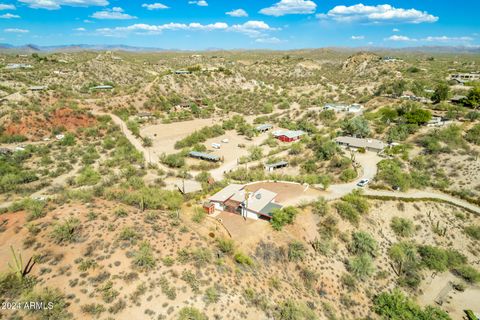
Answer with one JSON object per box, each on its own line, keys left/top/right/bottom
{"left": 432, "top": 83, "right": 450, "bottom": 103}
{"left": 342, "top": 117, "right": 370, "bottom": 138}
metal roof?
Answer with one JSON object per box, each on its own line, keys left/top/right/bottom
{"left": 209, "top": 184, "right": 245, "bottom": 203}
{"left": 245, "top": 188, "right": 278, "bottom": 213}
{"left": 265, "top": 161, "right": 288, "bottom": 168}
{"left": 335, "top": 136, "right": 386, "bottom": 150}
{"left": 189, "top": 151, "right": 220, "bottom": 161}
{"left": 272, "top": 130, "right": 305, "bottom": 139}
{"left": 256, "top": 124, "right": 273, "bottom": 131}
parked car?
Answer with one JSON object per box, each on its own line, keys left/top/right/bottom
{"left": 357, "top": 179, "right": 370, "bottom": 187}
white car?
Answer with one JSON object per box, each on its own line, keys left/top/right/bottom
{"left": 212, "top": 143, "right": 221, "bottom": 149}
{"left": 357, "top": 179, "right": 370, "bottom": 187}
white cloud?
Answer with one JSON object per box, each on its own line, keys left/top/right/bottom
{"left": 351, "top": 35, "right": 364, "bottom": 40}
{"left": 142, "top": 3, "right": 168, "bottom": 10}
{"left": 317, "top": 4, "right": 438, "bottom": 24}
{"left": 0, "top": 3, "right": 15, "bottom": 10}
{"left": 188, "top": 0, "right": 208, "bottom": 7}
{"left": 260, "top": 0, "right": 317, "bottom": 17}
{"left": 0, "top": 13, "right": 20, "bottom": 18}
{"left": 231, "top": 20, "right": 275, "bottom": 38}
{"left": 423, "top": 36, "right": 473, "bottom": 42}
{"left": 226, "top": 8, "right": 248, "bottom": 17}
{"left": 96, "top": 22, "right": 228, "bottom": 36}
{"left": 385, "top": 34, "right": 474, "bottom": 43}
{"left": 19, "top": 0, "right": 108, "bottom": 10}
{"left": 255, "top": 37, "right": 283, "bottom": 44}
{"left": 74, "top": 27, "right": 86, "bottom": 31}
{"left": 392, "top": 28, "right": 400, "bottom": 32}
{"left": 385, "top": 35, "right": 416, "bottom": 41}
{"left": 91, "top": 7, "right": 137, "bottom": 20}
{"left": 95, "top": 20, "right": 276, "bottom": 39}
{"left": 4, "top": 28, "right": 29, "bottom": 33}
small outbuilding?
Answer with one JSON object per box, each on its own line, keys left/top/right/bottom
{"left": 256, "top": 124, "right": 273, "bottom": 132}
{"left": 335, "top": 136, "right": 386, "bottom": 153}
{"left": 265, "top": 160, "right": 288, "bottom": 172}
{"left": 189, "top": 151, "right": 220, "bottom": 162}
{"left": 272, "top": 130, "right": 305, "bottom": 142}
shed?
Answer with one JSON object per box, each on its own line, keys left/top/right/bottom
{"left": 256, "top": 124, "right": 273, "bottom": 132}
{"left": 92, "top": 85, "right": 113, "bottom": 90}
{"left": 189, "top": 151, "right": 220, "bottom": 162}
{"left": 265, "top": 161, "right": 288, "bottom": 172}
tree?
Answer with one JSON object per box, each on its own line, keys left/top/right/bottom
{"left": 388, "top": 241, "right": 418, "bottom": 276}
{"left": 373, "top": 289, "right": 451, "bottom": 320}
{"left": 431, "top": 83, "right": 449, "bottom": 103}
{"left": 463, "top": 87, "right": 480, "bottom": 110}
{"left": 342, "top": 117, "right": 370, "bottom": 138}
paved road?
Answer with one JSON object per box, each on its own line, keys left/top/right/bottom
{"left": 324, "top": 152, "right": 381, "bottom": 200}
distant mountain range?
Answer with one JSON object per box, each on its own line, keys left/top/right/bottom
{"left": 0, "top": 43, "right": 479, "bottom": 54}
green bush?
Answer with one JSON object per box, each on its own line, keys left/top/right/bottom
{"left": 453, "top": 265, "right": 480, "bottom": 284}
{"left": 178, "top": 307, "right": 208, "bottom": 320}
{"left": 276, "top": 299, "right": 318, "bottom": 320}
{"left": 350, "top": 231, "right": 378, "bottom": 257}
{"left": 288, "top": 241, "right": 306, "bottom": 262}
{"left": 217, "top": 238, "right": 235, "bottom": 254}
{"left": 271, "top": 206, "right": 298, "bottom": 231}
{"left": 50, "top": 217, "right": 80, "bottom": 244}
{"left": 22, "top": 287, "right": 72, "bottom": 320}
{"left": 373, "top": 289, "right": 451, "bottom": 320}
{"left": 390, "top": 217, "right": 415, "bottom": 237}
{"left": 133, "top": 241, "right": 156, "bottom": 270}
{"left": 234, "top": 251, "right": 254, "bottom": 266}
{"left": 348, "top": 254, "right": 375, "bottom": 280}
{"left": 465, "top": 224, "right": 480, "bottom": 240}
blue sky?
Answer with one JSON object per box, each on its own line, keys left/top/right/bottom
{"left": 0, "top": 0, "right": 479, "bottom": 49}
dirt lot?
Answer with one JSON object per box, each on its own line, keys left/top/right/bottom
{"left": 245, "top": 181, "right": 325, "bottom": 206}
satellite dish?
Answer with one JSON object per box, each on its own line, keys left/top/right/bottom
{"left": 255, "top": 193, "right": 261, "bottom": 199}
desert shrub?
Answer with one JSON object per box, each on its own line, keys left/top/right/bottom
{"left": 465, "top": 225, "right": 480, "bottom": 240}
{"left": 234, "top": 251, "right": 254, "bottom": 266}
{"left": 81, "top": 303, "right": 106, "bottom": 316}
{"left": 418, "top": 245, "right": 466, "bottom": 272}
{"left": 76, "top": 166, "right": 101, "bottom": 186}
{"left": 276, "top": 299, "right": 317, "bottom": 320}
{"left": 350, "top": 231, "right": 378, "bottom": 257}
{"left": 288, "top": 241, "right": 306, "bottom": 262}
{"left": 161, "top": 152, "right": 185, "bottom": 168}
{"left": 178, "top": 307, "right": 208, "bottom": 320}
{"left": 192, "top": 208, "right": 206, "bottom": 223}
{"left": 335, "top": 202, "right": 359, "bottom": 225}
{"left": 340, "top": 168, "right": 357, "bottom": 182}
{"left": 217, "top": 238, "right": 235, "bottom": 254}
{"left": 373, "top": 289, "right": 451, "bottom": 320}
{"left": 204, "top": 286, "right": 220, "bottom": 304}
{"left": 390, "top": 217, "right": 415, "bottom": 237}
{"left": 133, "top": 241, "right": 156, "bottom": 270}
{"left": 453, "top": 265, "right": 480, "bottom": 284}
{"left": 118, "top": 226, "right": 140, "bottom": 242}
{"left": 311, "top": 197, "right": 329, "bottom": 216}
{"left": 348, "top": 254, "right": 375, "bottom": 280}
{"left": 50, "top": 217, "right": 80, "bottom": 244}
{"left": 271, "top": 206, "right": 298, "bottom": 230}
{"left": 22, "top": 287, "right": 71, "bottom": 320}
